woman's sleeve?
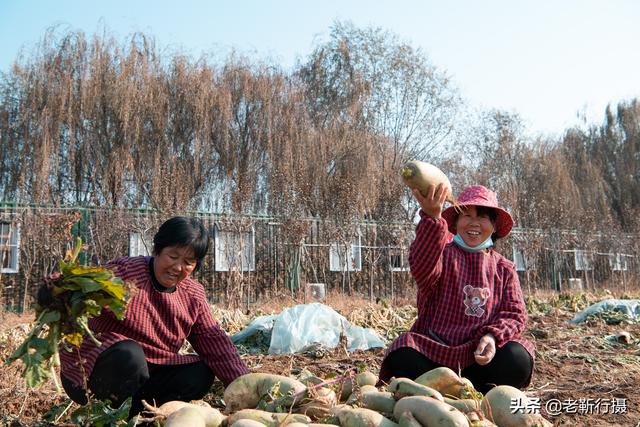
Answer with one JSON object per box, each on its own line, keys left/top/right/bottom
{"left": 188, "top": 298, "right": 250, "bottom": 387}
{"left": 479, "top": 264, "right": 528, "bottom": 346}
{"left": 408, "top": 212, "right": 450, "bottom": 298}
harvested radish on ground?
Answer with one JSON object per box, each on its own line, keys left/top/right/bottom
{"left": 387, "top": 377, "right": 444, "bottom": 401}
{"left": 334, "top": 406, "right": 399, "bottom": 427}
{"left": 226, "top": 408, "right": 311, "bottom": 426}
{"left": 355, "top": 371, "right": 378, "bottom": 387}
{"left": 444, "top": 398, "right": 496, "bottom": 426}
{"left": 481, "top": 385, "right": 552, "bottom": 427}
{"left": 139, "top": 399, "right": 225, "bottom": 427}
{"left": 298, "top": 386, "right": 337, "bottom": 420}
{"left": 414, "top": 367, "right": 476, "bottom": 399}
{"left": 393, "top": 395, "right": 470, "bottom": 426}
{"left": 339, "top": 377, "right": 355, "bottom": 402}
{"left": 465, "top": 410, "right": 497, "bottom": 427}
{"left": 339, "top": 370, "right": 376, "bottom": 402}
{"left": 443, "top": 397, "right": 481, "bottom": 414}
{"left": 397, "top": 411, "right": 422, "bottom": 427}
{"left": 356, "top": 390, "right": 396, "bottom": 413}
{"left": 224, "top": 373, "right": 307, "bottom": 412}
{"left": 229, "top": 419, "right": 268, "bottom": 427}
{"left": 163, "top": 406, "right": 208, "bottom": 427}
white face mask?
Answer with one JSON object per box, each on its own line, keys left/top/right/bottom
{"left": 453, "top": 233, "right": 493, "bottom": 252}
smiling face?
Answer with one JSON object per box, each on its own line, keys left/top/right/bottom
{"left": 153, "top": 245, "right": 197, "bottom": 288}
{"left": 455, "top": 205, "right": 496, "bottom": 247}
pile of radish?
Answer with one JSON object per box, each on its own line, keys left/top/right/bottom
{"left": 138, "top": 368, "right": 552, "bottom": 427}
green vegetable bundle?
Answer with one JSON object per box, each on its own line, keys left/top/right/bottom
{"left": 6, "top": 237, "right": 131, "bottom": 388}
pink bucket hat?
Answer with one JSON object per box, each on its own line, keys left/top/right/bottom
{"left": 441, "top": 185, "right": 514, "bottom": 238}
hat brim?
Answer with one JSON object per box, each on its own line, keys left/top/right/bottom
{"left": 441, "top": 203, "right": 514, "bottom": 239}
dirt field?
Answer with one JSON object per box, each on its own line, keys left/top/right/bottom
{"left": 1, "top": 290, "right": 639, "bottom": 426}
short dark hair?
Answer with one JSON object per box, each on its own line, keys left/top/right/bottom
{"left": 152, "top": 216, "right": 209, "bottom": 271}
{"left": 475, "top": 206, "right": 498, "bottom": 222}
{"left": 475, "top": 206, "right": 500, "bottom": 241}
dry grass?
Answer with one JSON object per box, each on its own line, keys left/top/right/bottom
{"left": 1, "top": 290, "right": 639, "bottom": 426}
{"left": 524, "top": 290, "right": 640, "bottom": 426}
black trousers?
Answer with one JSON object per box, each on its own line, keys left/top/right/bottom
{"left": 382, "top": 341, "right": 533, "bottom": 394}
{"left": 61, "top": 340, "right": 215, "bottom": 415}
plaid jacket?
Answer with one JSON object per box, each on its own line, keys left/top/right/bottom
{"left": 60, "top": 256, "right": 249, "bottom": 388}
{"left": 379, "top": 213, "right": 534, "bottom": 382}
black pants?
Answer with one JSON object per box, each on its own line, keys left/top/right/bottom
{"left": 61, "top": 340, "right": 215, "bottom": 415}
{"left": 383, "top": 341, "right": 533, "bottom": 394}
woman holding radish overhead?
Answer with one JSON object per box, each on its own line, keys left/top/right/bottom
{"left": 378, "top": 183, "right": 534, "bottom": 394}
{"left": 40, "top": 216, "right": 249, "bottom": 415}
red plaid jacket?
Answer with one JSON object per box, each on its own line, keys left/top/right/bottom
{"left": 60, "top": 256, "right": 249, "bottom": 388}
{"left": 379, "top": 213, "right": 534, "bottom": 382}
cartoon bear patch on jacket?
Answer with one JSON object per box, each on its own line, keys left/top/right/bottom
{"left": 463, "top": 285, "right": 491, "bottom": 317}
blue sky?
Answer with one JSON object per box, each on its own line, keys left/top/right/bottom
{"left": 2, "top": 0, "right": 640, "bottom": 135}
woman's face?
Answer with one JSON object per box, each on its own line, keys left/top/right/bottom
{"left": 153, "top": 245, "right": 197, "bottom": 288}
{"left": 455, "top": 205, "right": 495, "bottom": 247}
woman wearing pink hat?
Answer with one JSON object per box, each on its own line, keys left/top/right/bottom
{"left": 378, "top": 184, "right": 534, "bottom": 393}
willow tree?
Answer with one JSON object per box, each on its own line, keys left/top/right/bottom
{"left": 296, "top": 20, "right": 461, "bottom": 221}
{"left": 0, "top": 29, "right": 222, "bottom": 210}
{"left": 298, "top": 20, "right": 460, "bottom": 162}
{"left": 587, "top": 102, "right": 640, "bottom": 231}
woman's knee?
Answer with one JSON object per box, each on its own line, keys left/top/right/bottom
{"left": 382, "top": 347, "right": 440, "bottom": 381}
{"left": 62, "top": 341, "right": 149, "bottom": 406}
{"left": 99, "top": 340, "right": 147, "bottom": 372}
{"left": 145, "top": 362, "right": 214, "bottom": 403}
{"left": 493, "top": 341, "right": 533, "bottom": 387}
{"left": 175, "top": 362, "right": 215, "bottom": 399}
{"left": 89, "top": 340, "right": 149, "bottom": 402}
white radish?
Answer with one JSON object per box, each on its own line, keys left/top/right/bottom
{"left": 397, "top": 411, "right": 422, "bottom": 427}
{"left": 358, "top": 390, "right": 396, "bottom": 413}
{"left": 400, "top": 160, "right": 455, "bottom": 203}
{"left": 223, "top": 373, "right": 307, "bottom": 412}
{"left": 226, "top": 409, "right": 311, "bottom": 427}
{"left": 355, "top": 371, "right": 378, "bottom": 387}
{"left": 393, "top": 396, "right": 469, "bottom": 427}
{"left": 164, "top": 406, "right": 207, "bottom": 427}
{"left": 334, "top": 407, "right": 399, "bottom": 427}
{"left": 230, "top": 420, "right": 268, "bottom": 427}
{"left": 445, "top": 398, "right": 495, "bottom": 426}
{"left": 140, "top": 400, "right": 224, "bottom": 427}
{"left": 414, "top": 367, "right": 473, "bottom": 398}
{"left": 142, "top": 399, "right": 211, "bottom": 416}
{"left": 481, "top": 386, "right": 552, "bottom": 427}
{"left": 443, "top": 397, "right": 481, "bottom": 414}
{"left": 298, "top": 386, "right": 337, "bottom": 420}
{"left": 387, "top": 377, "right": 444, "bottom": 401}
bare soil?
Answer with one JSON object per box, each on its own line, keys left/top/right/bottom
{"left": 1, "top": 291, "right": 639, "bottom": 426}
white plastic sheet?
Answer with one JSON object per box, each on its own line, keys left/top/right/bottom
{"left": 230, "top": 314, "right": 276, "bottom": 343}
{"left": 569, "top": 299, "right": 640, "bottom": 324}
{"left": 232, "top": 303, "right": 385, "bottom": 354}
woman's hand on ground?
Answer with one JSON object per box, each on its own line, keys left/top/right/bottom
{"left": 413, "top": 183, "right": 447, "bottom": 219}
{"left": 474, "top": 334, "right": 496, "bottom": 365}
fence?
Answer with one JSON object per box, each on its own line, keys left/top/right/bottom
{"left": 509, "top": 228, "right": 639, "bottom": 295}
{"left": 0, "top": 204, "right": 638, "bottom": 312}
{"left": 0, "top": 205, "right": 418, "bottom": 311}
